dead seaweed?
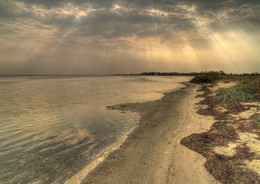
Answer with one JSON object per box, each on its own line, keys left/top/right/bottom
{"left": 181, "top": 84, "right": 260, "bottom": 184}
{"left": 237, "top": 114, "right": 260, "bottom": 137}
{"left": 181, "top": 121, "right": 238, "bottom": 158}
{"left": 204, "top": 146, "right": 259, "bottom": 184}
{"left": 221, "top": 102, "right": 246, "bottom": 114}
{"left": 197, "top": 106, "right": 230, "bottom": 120}
{"left": 205, "top": 152, "right": 260, "bottom": 184}
{"left": 233, "top": 146, "right": 256, "bottom": 160}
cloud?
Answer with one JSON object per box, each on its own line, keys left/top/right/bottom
{"left": 1, "top": 0, "right": 259, "bottom": 42}
{"left": 0, "top": 0, "right": 259, "bottom": 74}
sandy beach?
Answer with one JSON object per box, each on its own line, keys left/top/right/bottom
{"left": 181, "top": 82, "right": 260, "bottom": 183}
{"left": 71, "top": 84, "right": 219, "bottom": 184}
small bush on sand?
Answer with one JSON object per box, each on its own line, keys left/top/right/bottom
{"left": 217, "top": 84, "right": 255, "bottom": 103}
{"left": 190, "top": 71, "right": 224, "bottom": 84}
{"left": 190, "top": 74, "right": 213, "bottom": 83}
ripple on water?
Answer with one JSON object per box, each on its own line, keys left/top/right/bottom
{"left": 0, "top": 76, "right": 190, "bottom": 183}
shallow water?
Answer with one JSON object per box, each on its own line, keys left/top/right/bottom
{"left": 0, "top": 76, "right": 190, "bottom": 183}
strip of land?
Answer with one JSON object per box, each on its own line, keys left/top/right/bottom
{"left": 79, "top": 84, "right": 219, "bottom": 184}
{"left": 181, "top": 82, "right": 260, "bottom": 183}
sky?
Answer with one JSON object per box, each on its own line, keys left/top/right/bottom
{"left": 0, "top": 0, "right": 259, "bottom": 75}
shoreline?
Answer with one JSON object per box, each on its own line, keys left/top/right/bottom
{"left": 79, "top": 83, "right": 218, "bottom": 184}
{"left": 65, "top": 79, "right": 189, "bottom": 184}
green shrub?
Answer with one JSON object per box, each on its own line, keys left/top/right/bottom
{"left": 190, "top": 74, "right": 213, "bottom": 83}
{"left": 190, "top": 71, "right": 224, "bottom": 84}
{"left": 217, "top": 84, "right": 255, "bottom": 103}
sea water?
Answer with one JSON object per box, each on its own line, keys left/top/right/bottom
{"left": 0, "top": 76, "right": 190, "bottom": 183}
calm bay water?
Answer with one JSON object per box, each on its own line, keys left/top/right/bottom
{"left": 0, "top": 76, "right": 189, "bottom": 183}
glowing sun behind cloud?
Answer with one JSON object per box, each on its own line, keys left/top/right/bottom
{"left": 0, "top": 0, "right": 259, "bottom": 75}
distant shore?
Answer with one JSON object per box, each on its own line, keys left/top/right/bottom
{"left": 75, "top": 83, "right": 218, "bottom": 184}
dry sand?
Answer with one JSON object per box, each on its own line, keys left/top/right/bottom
{"left": 76, "top": 84, "right": 219, "bottom": 184}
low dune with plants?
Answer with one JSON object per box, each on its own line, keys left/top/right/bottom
{"left": 181, "top": 71, "right": 260, "bottom": 183}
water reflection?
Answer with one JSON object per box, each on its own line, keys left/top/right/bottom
{"left": 0, "top": 76, "right": 190, "bottom": 183}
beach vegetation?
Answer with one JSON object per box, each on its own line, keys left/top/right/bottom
{"left": 215, "top": 74, "right": 260, "bottom": 103}
{"left": 223, "top": 110, "right": 230, "bottom": 114}
{"left": 223, "top": 80, "right": 230, "bottom": 83}
{"left": 242, "top": 76, "right": 260, "bottom": 101}
{"left": 217, "top": 83, "right": 255, "bottom": 103}
{"left": 190, "top": 71, "right": 225, "bottom": 83}
{"left": 252, "top": 117, "right": 260, "bottom": 129}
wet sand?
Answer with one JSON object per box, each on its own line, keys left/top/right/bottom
{"left": 75, "top": 84, "right": 219, "bottom": 184}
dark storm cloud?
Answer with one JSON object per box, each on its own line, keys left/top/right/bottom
{"left": 0, "top": 0, "right": 259, "bottom": 45}
{"left": 0, "top": 1, "right": 16, "bottom": 20}
{"left": 73, "top": 9, "right": 196, "bottom": 38}
{"left": 20, "top": 0, "right": 117, "bottom": 8}
{"left": 194, "top": 0, "right": 259, "bottom": 10}
{"left": 0, "top": 0, "right": 260, "bottom": 75}
{"left": 18, "top": 0, "right": 260, "bottom": 12}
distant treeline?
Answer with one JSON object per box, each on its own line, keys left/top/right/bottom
{"left": 130, "top": 72, "right": 197, "bottom": 76}
{"left": 126, "top": 71, "right": 260, "bottom": 76}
